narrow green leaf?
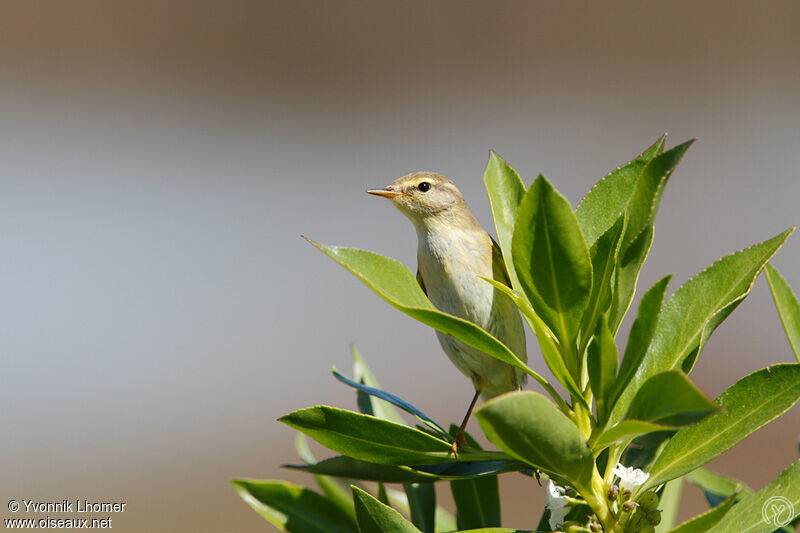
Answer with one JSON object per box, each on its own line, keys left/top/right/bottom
{"left": 576, "top": 135, "right": 665, "bottom": 248}
{"left": 476, "top": 391, "right": 594, "bottom": 489}
{"left": 622, "top": 140, "right": 693, "bottom": 250}
{"left": 279, "top": 406, "right": 454, "bottom": 465}
{"left": 656, "top": 479, "right": 682, "bottom": 533}
{"left": 306, "top": 238, "right": 536, "bottom": 383}
{"left": 352, "top": 486, "right": 421, "bottom": 533}
{"left": 383, "top": 487, "right": 458, "bottom": 533}
{"left": 686, "top": 468, "right": 752, "bottom": 507}
{"left": 587, "top": 315, "right": 618, "bottom": 423}
{"left": 765, "top": 263, "right": 800, "bottom": 362}
{"left": 593, "top": 420, "right": 675, "bottom": 451}
{"left": 352, "top": 345, "right": 407, "bottom": 425}
{"left": 581, "top": 216, "right": 625, "bottom": 347}
{"left": 484, "top": 150, "right": 526, "bottom": 290}
{"left": 613, "top": 229, "right": 794, "bottom": 421}
{"left": 294, "top": 434, "right": 356, "bottom": 520}
{"left": 481, "top": 276, "right": 584, "bottom": 410}
{"left": 668, "top": 492, "right": 738, "bottom": 533}
{"left": 608, "top": 226, "right": 654, "bottom": 332}
{"left": 608, "top": 275, "right": 672, "bottom": 422}
{"left": 645, "top": 363, "right": 800, "bottom": 489}
{"left": 451, "top": 476, "right": 501, "bottom": 529}
{"left": 231, "top": 479, "right": 356, "bottom": 533}
{"left": 625, "top": 370, "right": 717, "bottom": 426}
{"left": 283, "top": 456, "right": 440, "bottom": 483}
{"left": 403, "top": 483, "right": 436, "bottom": 533}
{"left": 512, "top": 175, "right": 593, "bottom": 347}
{"left": 705, "top": 459, "right": 800, "bottom": 533}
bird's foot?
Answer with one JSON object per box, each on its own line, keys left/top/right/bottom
{"left": 450, "top": 430, "right": 468, "bottom": 459}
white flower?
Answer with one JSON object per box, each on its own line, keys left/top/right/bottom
{"left": 546, "top": 481, "right": 570, "bottom": 530}
{"left": 613, "top": 463, "right": 650, "bottom": 492}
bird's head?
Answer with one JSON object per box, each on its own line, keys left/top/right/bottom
{"left": 367, "top": 172, "right": 468, "bottom": 227}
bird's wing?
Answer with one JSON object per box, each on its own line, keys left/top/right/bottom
{"left": 416, "top": 268, "right": 427, "bottom": 296}
{"left": 490, "top": 237, "right": 513, "bottom": 287}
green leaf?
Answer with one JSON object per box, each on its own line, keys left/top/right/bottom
{"left": 686, "top": 468, "right": 752, "bottom": 507}
{"left": 645, "top": 363, "right": 800, "bottom": 489}
{"left": 705, "top": 459, "right": 800, "bottom": 533}
{"left": 656, "top": 479, "right": 682, "bottom": 532}
{"left": 283, "top": 456, "right": 441, "bottom": 483}
{"left": 306, "top": 238, "right": 536, "bottom": 383}
{"left": 625, "top": 370, "right": 717, "bottom": 426}
{"left": 587, "top": 315, "right": 618, "bottom": 423}
{"left": 765, "top": 263, "right": 800, "bottom": 362}
{"left": 352, "top": 346, "right": 407, "bottom": 425}
{"left": 403, "top": 483, "right": 436, "bottom": 533}
{"left": 592, "top": 419, "right": 675, "bottom": 451}
{"left": 383, "top": 487, "right": 457, "bottom": 533}
{"left": 484, "top": 150, "right": 526, "bottom": 290}
{"left": 613, "top": 229, "right": 794, "bottom": 421}
{"left": 231, "top": 479, "right": 356, "bottom": 533}
{"left": 294, "top": 434, "right": 357, "bottom": 520}
{"left": 608, "top": 275, "right": 672, "bottom": 422}
{"left": 581, "top": 216, "right": 625, "bottom": 347}
{"left": 451, "top": 476, "right": 501, "bottom": 529}
{"left": 608, "top": 226, "right": 654, "bottom": 332}
{"left": 576, "top": 135, "right": 665, "bottom": 248}
{"left": 481, "top": 277, "right": 583, "bottom": 410}
{"left": 621, "top": 140, "right": 693, "bottom": 251}
{"left": 352, "top": 486, "right": 421, "bottom": 533}
{"left": 475, "top": 391, "right": 594, "bottom": 489}
{"left": 512, "top": 175, "right": 593, "bottom": 347}
{"left": 668, "top": 492, "right": 738, "bottom": 533}
{"left": 280, "top": 406, "right": 455, "bottom": 465}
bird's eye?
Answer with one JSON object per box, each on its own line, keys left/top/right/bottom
{"left": 418, "top": 182, "right": 431, "bottom": 192}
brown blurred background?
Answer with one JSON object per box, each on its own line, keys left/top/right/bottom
{"left": 1, "top": 1, "right": 799, "bottom": 531}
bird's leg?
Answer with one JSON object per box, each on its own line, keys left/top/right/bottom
{"left": 451, "top": 389, "right": 481, "bottom": 458}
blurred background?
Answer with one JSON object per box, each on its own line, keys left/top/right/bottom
{"left": 1, "top": 1, "right": 799, "bottom": 531}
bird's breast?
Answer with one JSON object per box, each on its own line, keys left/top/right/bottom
{"left": 417, "top": 229, "right": 494, "bottom": 326}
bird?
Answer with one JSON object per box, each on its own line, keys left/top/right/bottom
{"left": 367, "top": 172, "right": 527, "bottom": 454}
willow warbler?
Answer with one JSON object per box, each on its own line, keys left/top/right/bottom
{"left": 368, "top": 172, "right": 527, "bottom": 451}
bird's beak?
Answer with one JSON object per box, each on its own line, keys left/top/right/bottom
{"left": 366, "top": 187, "right": 404, "bottom": 199}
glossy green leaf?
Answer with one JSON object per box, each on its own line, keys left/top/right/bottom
{"left": 352, "top": 486, "right": 421, "bottom": 533}
{"left": 686, "top": 468, "right": 751, "bottom": 507}
{"left": 476, "top": 391, "right": 594, "bottom": 489}
{"left": 403, "top": 483, "right": 435, "bottom": 533}
{"left": 705, "top": 459, "right": 800, "bottom": 533}
{"left": 352, "top": 346, "right": 407, "bottom": 425}
{"left": 576, "top": 135, "right": 665, "bottom": 248}
{"left": 383, "top": 486, "right": 457, "bottom": 533}
{"left": 451, "top": 476, "right": 501, "bottom": 529}
{"left": 306, "top": 238, "right": 539, "bottom": 384}
{"left": 581, "top": 216, "right": 625, "bottom": 347}
{"left": 621, "top": 140, "right": 693, "bottom": 250}
{"left": 512, "top": 175, "right": 592, "bottom": 347}
{"left": 587, "top": 315, "right": 618, "bottom": 423}
{"left": 765, "top": 263, "right": 800, "bottom": 361}
{"left": 280, "top": 406, "right": 455, "bottom": 465}
{"left": 283, "top": 456, "right": 441, "bottom": 483}
{"left": 668, "top": 492, "right": 738, "bottom": 533}
{"left": 608, "top": 275, "right": 672, "bottom": 422}
{"left": 625, "top": 370, "right": 716, "bottom": 426}
{"left": 593, "top": 419, "right": 675, "bottom": 451}
{"left": 294, "top": 434, "right": 356, "bottom": 520}
{"left": 656, "top": 479, "right": 682, "bottom": 533}
{"left": 645, "top": 363, "right": 800, "bottom": 489}
{"left": 484, "top": 150, "right": 526, "bottom": 290}
{"left": 613, "top": 229, "right": 794, "bottom": 421}
{"left": 231, "top": 479, "right": 356, "bottom": 533}
{"left": 608, "top": 226, "right": 654, "bottom": 332}
{"left": 481, "top": 277, "right": 583, "bottom": 410}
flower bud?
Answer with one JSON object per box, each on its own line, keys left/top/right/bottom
{"left": 637, "top": 490, "right": 659, "bottom": 511}
{"left": 623, "top": 500, "right": 638, "bottom": 512}
{"left": 608, "top": 485, "right": 619, "bottom": 501}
